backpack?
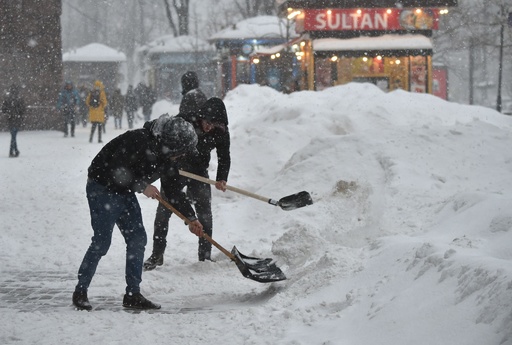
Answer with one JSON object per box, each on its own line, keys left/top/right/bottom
{"left": 89, "top": 89, "right": 101, "bottom": 108}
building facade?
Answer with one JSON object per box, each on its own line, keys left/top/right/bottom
{"left": 277, "top": 0, "right": 457, "bottom": 94}
{"left": 0, "top": 0, "right": 62, "bottom": 130}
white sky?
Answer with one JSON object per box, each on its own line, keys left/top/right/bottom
{"left": 1, "top": 83, "right": 512, "bottom": 344}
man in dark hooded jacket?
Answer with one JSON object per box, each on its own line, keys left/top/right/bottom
{"left": 72, "top": 114, "right": 203, "bottom": 311}
{"left": 144, "top": 97, "right": 230, "bottom": 269}
{"left": 179, "top": 71, "right": 207, "bottom": 114}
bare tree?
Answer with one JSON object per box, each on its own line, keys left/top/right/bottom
{"left": 162, "top": 0, "right": 190, "bottom": 36}
{"left": 433, "top": 0, "right": 511, "bottom": 108}
{"left": 234, "top": 0, "right": 276, "bottom": 18}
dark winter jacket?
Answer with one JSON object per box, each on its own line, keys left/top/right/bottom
{"left": 176, "top": 111, "right": 231, "bottom": 182}
{"left": 57, "top": 84, "right": 80, "bottom": 114}
{"left": 135, "top": 83, "right": 156, "bottom": 114}
{"left": 179, "top": 89, "right": 207, "bottom": 115}
{"left": 87, "top": 127, "right": 196, "bottom": 219}
{"left": 110, "top": 89, "right": 124, "bottom": 117}
{"left": 2, "top": 86, "right": 26, "bottom": 129}
{"left": 124, "top": 89, "right": 138, "bottom": 112}
{"left": 179, "top": 71, "right": 207, "bottom": 115}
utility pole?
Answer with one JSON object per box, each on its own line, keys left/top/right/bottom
{"left": 469, "top": 38, "right": 474, "bottom": 105}
{"left": 496, "top": 6, "right": 505, "bottom": 113}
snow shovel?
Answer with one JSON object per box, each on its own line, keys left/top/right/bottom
{"left": 154, "top": 195, "right": 287, "bottom": 283}
{"left": 179, "top": 170, "right": 313, "bottom": 211}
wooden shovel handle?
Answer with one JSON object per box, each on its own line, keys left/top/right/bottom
{"left": 178, "top": 170, "right": 278, "bottom": 205}
{"left": 154, "top": 195, "right": 236, "bottom": 261}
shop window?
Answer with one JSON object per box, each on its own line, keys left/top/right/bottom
{"left": 410, "top": 56, "right": 427, "bottom": 93}
{"left": 315, "top": 57, "right": 333, "bottom": 90}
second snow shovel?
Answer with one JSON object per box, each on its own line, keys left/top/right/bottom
{"left": 155, "top": 195, "right": 286, "bottom": 283}
{"left": 179, "top": 170, "right": 313, "bottom": 211}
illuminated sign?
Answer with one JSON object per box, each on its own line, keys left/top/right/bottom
{"left": 304, "top": 9, "right": 439, "bottom": 31}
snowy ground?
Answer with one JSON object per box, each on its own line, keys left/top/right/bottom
{"left": 1, "top": 83, "right": 512, "bottom": 345}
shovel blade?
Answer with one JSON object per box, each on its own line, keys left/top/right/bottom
{"left": 278, "top": 191, "right": 313, "bottom": 211}
{"left": 231, "top": 246, "right": 287, "bottom": 283}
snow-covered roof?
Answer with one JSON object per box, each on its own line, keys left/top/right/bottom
{"left": 313, "top": 34, "right": 433, "bottom": 51}
{"left": 209, "top": 15, "right": 296, "bottom": 41}
{"left": 63, "top": 43, "right": 127, "bottom": 62}
{"left": 142, "top": 35, "right": 215, "bottom": 54}
{"left": 253, "top": 36, "right": 304, "bottom": 55}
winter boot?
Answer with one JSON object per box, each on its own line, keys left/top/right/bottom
{"left": 198, "top": 240, "right": 213, "bottom": 262}
{"left": 143, "top": 254, "right": 163, "bottom": 271}
{"left": 72, "top": 291, "right": 92, "bottom": 311}
{"left": 123, "top": 292, "right": 161, "bottom": 310}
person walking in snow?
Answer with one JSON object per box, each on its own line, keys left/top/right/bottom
{"left": 179, "top": 71, "right": 207, "bottom": 114}
{"left": 56, "top": 81, "right": 80, "bottom": 137}
{"left": 72, "top": 114, "right": 203, "bottom": 311}
{"left": 124, "top": 85, "right": 138, "bottom": 129}
{"left": 144, "top": 97, "right": 231, "bottom": 269}
{"left": 86, "top": 80, "right": 107, "bottom": 143}
{"left": 78, "top": 85, "right": 89, "bottom": 127}
{"left": 136, "top": 82, "right": 157, "bottom": 122}
{"left": 110, "top": 88, "right": 124, "bottom": 129}
{"left": 2, "top": 84, "right": 26, "bottom": 158}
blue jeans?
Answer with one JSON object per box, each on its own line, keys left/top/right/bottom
{"left": 76, "top": 179, "right": 147, "bottom": 294}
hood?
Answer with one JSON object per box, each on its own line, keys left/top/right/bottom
{"left": 93, "top": 80, "right": 105, "bottom": 90}
{"left": 181, "top": 71, "right": 199, "bottom": 94}
{"left": 198, "top": 97, "right": 228, "bottom": 126}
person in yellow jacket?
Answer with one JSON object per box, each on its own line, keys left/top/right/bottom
{"left": 86, "top": 80, "right": 108, "bottom": 143}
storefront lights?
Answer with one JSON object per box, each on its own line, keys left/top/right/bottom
{"left": 287, "top": 10, "right": 301, "bottom": 20}
{"left": 253, "top": 58, "right": 260, "bottom": 64}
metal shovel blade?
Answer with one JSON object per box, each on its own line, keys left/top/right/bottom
{"left": 277, "top": 191, "right": 313, "bottom": 211}
{"left": 231, "top": 246, "right": 287, "bottom": 283}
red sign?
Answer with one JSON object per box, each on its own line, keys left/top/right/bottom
{"left": 304, "top": 9, "right": 439, "bottom": 31}
{"left": 432, "top": 67, "right": 448, "bottom": 100}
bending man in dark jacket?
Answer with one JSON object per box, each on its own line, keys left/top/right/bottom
{"left": 72, "top": 114, "right": 203, "bottom": 311}
{"left": 144, "top": 97, "right": 231, "bottom": 269}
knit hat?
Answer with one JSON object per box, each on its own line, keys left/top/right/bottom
{"left": 151, "top": 114, "right": 198, "bottom": 156}
{"left": 198, "top": 97, "right": 228, "bottom": 129}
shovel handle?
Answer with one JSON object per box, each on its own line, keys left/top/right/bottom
{"left": 178, "top": 170, "right": 278, "bottom": 206}
{"left": 154, "top": 195, "right": 236, "bottom": 261}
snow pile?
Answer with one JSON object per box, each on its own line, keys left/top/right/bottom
{"left": 1, "top": 83, "right": 512, "bottom": 345}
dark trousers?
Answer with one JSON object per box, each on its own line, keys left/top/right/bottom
{"left": 89, "top": 122, "right": 102, "bottom": 142}
{"left": 127, "top": 111, "right": 135, "bottom": 129}
{"left": 76, "top": 179, "right": 147, "bottom": 294}
{"left": 152, "top": 178, "right": 213, "bottom": 259}
{"left": 63, "top": 112, "right": 75, "bottom": 136}
{"left": 9, "top": 127, "right": 19, "bottom": 155}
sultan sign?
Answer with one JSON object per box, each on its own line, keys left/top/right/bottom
{"left": 304, "top": 9, "right": 439, "bottom": 31}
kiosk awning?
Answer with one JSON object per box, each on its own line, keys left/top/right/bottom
{"left": 313, "top": 34, "right": 433, "bottom": 57}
